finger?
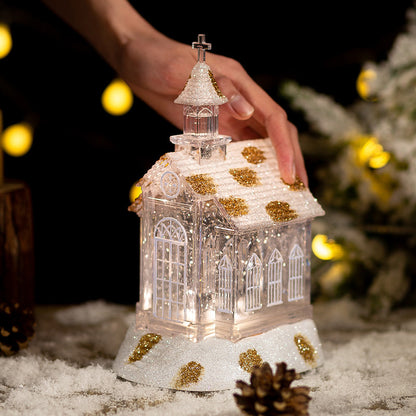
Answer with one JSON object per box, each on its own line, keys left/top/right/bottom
{"left": 265, "top": 111, "right": 296, "bottom": 184}
{"left": 288, "top": 122, "right": 308, "bottom": 187}
{"left": 215, "top": 76, "right": 254, "bottom": 120}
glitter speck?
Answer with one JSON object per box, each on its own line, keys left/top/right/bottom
{"left": 173, "top": 361, "right": 204, "bottom": 389}
{"left": 219, "top": 196, "right": 249, "bottom": 216}
{"left": 266, "top": 201, "right": 298, "bottom": 222}
{"left": 208, "top": 70, "right": 226, "bottom": 98}
{"left": 294, "top": 334, "right": 317, "bottom": 366}
{"left": 186, "top": 174, "right": 217, "bottom": 195}
{"left": 282, "top": 176, "right": 306, "bottom": 191}
{"left": 128, "top": 333, "right": 162, "bottom": 363}
{"left": 239, "top": 348, "right": 263, "bottom": 373}
{"left": 241, "top": 146, "right": 265, "bottom": 164}
{"left": 229, "top": 167, "right": 260, "bottom": 187}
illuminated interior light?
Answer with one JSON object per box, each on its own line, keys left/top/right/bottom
{"left": 101, "top": 78, "right": 133, "bottom": 115}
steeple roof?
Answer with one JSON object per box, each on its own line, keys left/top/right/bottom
{"left": 174, "top": 61, "right": 228, "bottom": 106}
{"left": 174, "top": 34, "right": 228, "bottom": 106}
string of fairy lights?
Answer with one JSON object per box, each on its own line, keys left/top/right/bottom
{"left": 311, "top": 67, "right": 392, "bottom": 261}
{"left": 0, "top": 21, "right": 392, "bottom": 262}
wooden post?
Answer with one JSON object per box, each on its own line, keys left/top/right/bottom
{"left": 0, "top": 110, "right": 3, "bottom": 187}
{"left": 0, "top": 181, "right": 35, "bottom": 308}
{"left": 0, "top": 112, "right": 35, "bottom": 308}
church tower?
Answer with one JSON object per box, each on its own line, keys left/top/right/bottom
{"left": 170, "top": 34, "right": 231, "bottom": 163}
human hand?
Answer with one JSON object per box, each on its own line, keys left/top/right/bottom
{"left": 118, "top": 33, "right": 307, "bottom": 186}
{"left": 41, "top": 0, "right": 306, "bottom": 185}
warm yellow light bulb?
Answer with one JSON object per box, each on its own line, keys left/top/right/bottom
{"left": 358, "top": 136, "right": 380, "bottom": 164}
{"left": 369, "top": 151, "right": 390, "bottom": 169}
{"left": 101, "top": 79, "right": 133, "bottom": 115}
{"left": 312, "top": 234, "right": 344, "bottom": 261}
{"left": 356, "top": 68, "right": 377, "bottom": 101}
{"left": 1, "top": 123, "right": 33, "bottom": 156}
{"left": 0, "top": 24, "right": 12, "bottom": 59}
{"left": 129, "top": 183, "right": 142, "bottom": 202}
{"left": 358, "top": 136, "right": 390, "bottom": 169}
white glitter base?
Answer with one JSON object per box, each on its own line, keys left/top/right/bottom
{"left": 113, "top": 319, "right": 323, "bottom": 391}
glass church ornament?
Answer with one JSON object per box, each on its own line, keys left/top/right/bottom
{"left": 114, "top": 35, "right": 325, "bottom": 391}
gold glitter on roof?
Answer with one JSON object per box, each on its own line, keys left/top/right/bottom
{"left": 239, "top": 348, "right": 263, "bottom": 373}
{"left": 173, "top": 361, "right": 204, "bottom": 389}
{"left": 208, "top": 70, "right": 226, "bottom": 99}
{"left": 282, "top": 176, "right": 306, "bottom": 191}
{"left": 229, "top": 167, "right": 260, "bottom": 187}
{"left": 266, "top": 201, "right": 298, "bottom": 222}
{"left": 186, "top": 174, "right": 217, "bottom": 195}
{"left": 219, "top": 196, "right": 249, "bottom": 217}
{"left": 128, "top": 333, "right": 162, "bottom": 363}
{"left": 241, "top": 146, "right": 266, "bottom": 164}
{"left": 294, "top": 334, "right": 317, "bottom": 367}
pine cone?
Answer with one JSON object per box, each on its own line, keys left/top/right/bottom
{"left": 234, "top": 362, "right": 311, "bottom": 416}
{"left": 0, "top": 302, "right": 35, "bottom": 356}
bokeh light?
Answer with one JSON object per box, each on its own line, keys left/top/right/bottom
{"left": 356, "top": 68, "right": 377, "bottom": 101}
{"left": 0, "top": 24, "right": 12, "bottom": 59}
{"left": 1, "top": 123, "right": 33, "bottom": 156}
{"left": 129, "top": 183, "right": 142, "bottom": 203}
{"left": 101, "top": 78, "right": 133, "bottom": 115}
{"left": 312, "top": 234, "right": 344, "bottom": 261}
{"left": 358, "top": 136, "right": 390, "bottom": 169}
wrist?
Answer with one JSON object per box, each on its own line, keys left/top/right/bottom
{"left": 102, "top": 2, "right": 167, "bottom": 73}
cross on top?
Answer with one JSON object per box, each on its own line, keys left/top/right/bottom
{"left": 192, "top": 34, "right": 211, "bottom": 62}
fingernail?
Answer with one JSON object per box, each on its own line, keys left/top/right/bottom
{"left": 229, "top": 94, "right": 254, "bottom": 118}
{"left": 291, "top": 162, "right": 296, "bottom": 182}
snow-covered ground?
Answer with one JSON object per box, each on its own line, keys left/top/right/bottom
{"left": 1, "top": 298, "right": 415, "bottom": 415}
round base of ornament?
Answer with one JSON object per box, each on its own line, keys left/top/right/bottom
{"left": 113, "top": 318, "right": 323, "bottom": 391}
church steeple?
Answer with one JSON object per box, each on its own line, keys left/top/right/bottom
{"left": 170, "top": 34, "right": 231, "bottom": 163}
{"left": 193, "top": 33, "right": 211, "bottom": 63}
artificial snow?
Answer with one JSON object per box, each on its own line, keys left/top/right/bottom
{"left": 1, "top": 298, "right": 415, "bottom": 415}
{"left": 113, "top": 319, "right": 323, "bottom": 391}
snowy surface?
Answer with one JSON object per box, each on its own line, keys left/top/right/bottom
{"left": 1, "top": 298, "right": 416, "bottom": 415}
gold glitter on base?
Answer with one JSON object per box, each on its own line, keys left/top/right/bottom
{"left": 186, "top": 174, "right": 217, "bottom": 195}
{"left": 266, "top": 201, "right": 298, "bottom": 222}
{"left": 128, "top": 333, "right": 162, "bottom": 363}
{"left": 282, "top": 176, "right": 306, "bottom": 191}
{"left": 219, "top": 196, "right": 249, "bottom": 216}
{"left": 173, "top": 361, "right": 204, "bottom": 389}
{"left": 294, "top": 334, "right": 317, "bottom": 366}
{"left": 239, "top": 348, "right": 263, "bottom": 373}
{"left": 229, "top": 167, "right": 260, "bottom": 187}
{"left": 241, "top": 146, "right": 265, "bottom": 164}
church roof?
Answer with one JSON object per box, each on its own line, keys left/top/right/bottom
{"left": 132, "top": 138, "right": 324, "bottom": 230}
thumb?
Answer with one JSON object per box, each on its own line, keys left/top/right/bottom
{"left": 216, "top": 76, "right": 254, "bottom": 120}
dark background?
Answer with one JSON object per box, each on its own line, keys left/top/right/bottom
{"left": 1, "top": 0, "right": 414, "bottom": 304}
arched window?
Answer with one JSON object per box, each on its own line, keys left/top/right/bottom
{"left": 183, "top": 105, "right": 218, "bottom": 136}
{"left": 153, "top": 217, "right": 187, "bottom": 321}
{"left": 218, "top": 255, "right": 233, "bottom": 313}
{"left": 245, "top": 253, "right": 262, "bottom": 311}
{"left": 267, "top": 249, "right": 283, "bottom": 306}
{"left": 288, "top": 244, "right": 304, "bottom": 301}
